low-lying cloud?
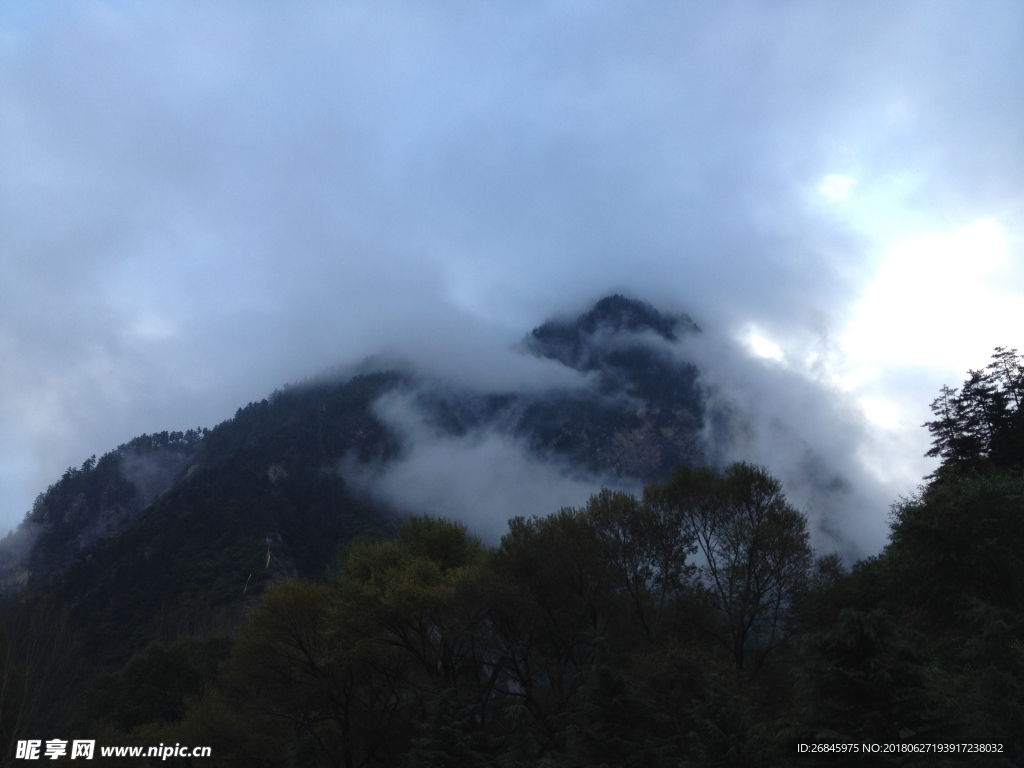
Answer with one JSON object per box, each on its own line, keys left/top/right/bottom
{"left": 681, "top": 331, "right": 907, "bottom": 558}
{"left": 341, "top": 388, "right": 627, "bottom": 544}
{"left": 337, "top": 318, "right": 904, "bottom": 561}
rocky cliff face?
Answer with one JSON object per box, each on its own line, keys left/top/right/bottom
{"left": 518, "top": 295, "right": 704, "bottom": 479}
{"left": 411, "top": 294, "right": 705, "bottom": 481}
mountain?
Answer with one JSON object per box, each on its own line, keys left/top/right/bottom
{"left": 4, "top": 303, "right": 1022, "bottom": 766}
{"left": 0, "top": 295, "right": 706, "bottom": 666}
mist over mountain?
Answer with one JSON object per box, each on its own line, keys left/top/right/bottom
{"left": 408, "top": 294, "right": 705, "bottom": 480}
{"left": 0, "top": 295, "right": 701, "bottom": 583}
{"left": 0, "top": 294, "right": 887, "bottom": 670}
{"left": 338, "top": 295, "right": 709, "bottom": 541}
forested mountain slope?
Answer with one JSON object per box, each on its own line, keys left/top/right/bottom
{"left": 0, "top": 296, "right": 706, "bottom": 668}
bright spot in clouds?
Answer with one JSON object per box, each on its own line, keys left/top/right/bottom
{"left": 819, "top": 174, "right": 857, "bottom": 200}
{"left": 843, "top": 218, "right": 1021, "bottom": 375}
{"left": 859, "top": 397, "right": 901, "bottom": 430}
{"left": 743, "top": 327, "right": 785, "bottom": 361}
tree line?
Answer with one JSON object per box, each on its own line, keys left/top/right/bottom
{"left": 160, "top": 462, "right": 825, "bottom": 767}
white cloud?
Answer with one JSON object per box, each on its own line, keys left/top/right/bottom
{"left": 843, "top": 218, "right": 1022, "bottom": 373}
{"left": 859, "top": 397, "right": 901, "bottom": 429}
{"left": 742, "top": 326, "right": 785, "bottom": 361}
{"left": 341, "top": 390, "right": 620, "bottom": 543}
{"left": 819, "top": 174, "right": 856, "bottom": 200}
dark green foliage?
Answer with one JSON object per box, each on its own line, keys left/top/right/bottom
{"left": 888, "top": 473, "right": 1024, "bottom": 615}
{"left": 794, "top": 609, "right": 949, "bottom": 746}
{"left": 926, "top": 347, "right": 1024, "bottom": 472}
{"left": 946, "top": 601, "right": 1024, "bottom": 753}
{"left": 586, "top": 489, "right": 696, "bottom": 643}
{"left": 80, "top": 635, "right": 231, "bottom": 732}
{"left": 677, "top": 674, "right": 769, "bottom": 768}
{"left": 398, "top": 516, "right": 484, "bottom": 572}
{"left": 875, "top": 472, "right": 1024, "bottom": 763}
{"left": 151, "top": 468, "right": 829, "bottom": 767}
{"left": 0, "top": 596, "right": 81, "bottom": 764}
{"left": 402, "top": 689, "right": 492, "bottom": 768}
{"left": 553, "top": 648, "right": 680, "bottom": 768}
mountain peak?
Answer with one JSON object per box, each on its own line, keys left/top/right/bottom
{"left": 526, "top": 294, "right": 698, "bottom": 369}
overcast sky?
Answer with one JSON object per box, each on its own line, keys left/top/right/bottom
{"left": 2, "top": 2, "right": 1022, "bottom": 550}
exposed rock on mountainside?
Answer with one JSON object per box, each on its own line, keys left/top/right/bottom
{"left": 413, "top": 295, "right": 705, "bottom": 480}
{"left": 518, "top": 294, "right": 704, "bottom": 478}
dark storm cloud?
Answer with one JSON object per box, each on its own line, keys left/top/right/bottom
{"left": 1, "top": 1, "right": 1022, "bottom": 547}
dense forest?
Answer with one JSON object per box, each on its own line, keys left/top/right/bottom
{"left": 2, "top": 344, "right": 1023, "bottom": 766}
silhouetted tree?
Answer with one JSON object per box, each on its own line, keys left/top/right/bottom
{"left": 648, "top": 463, "right": 813, "bottom": 673}
{"left": 926, "top": 347, "right": 1024, "bottom": 472}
